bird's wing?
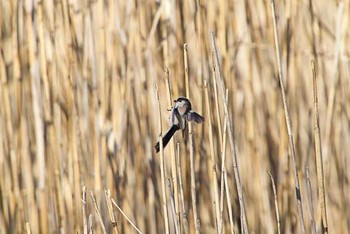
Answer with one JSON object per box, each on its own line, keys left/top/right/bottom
{"left": 187, "top": 111, "right": 205, "bottom": 123}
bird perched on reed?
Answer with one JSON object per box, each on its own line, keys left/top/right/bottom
{"left": 155, "top": 97, "right": 205, "bottom": 153}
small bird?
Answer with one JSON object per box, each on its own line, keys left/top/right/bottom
{"left": 155, "top": 97, "right": 205, "bottom": 153}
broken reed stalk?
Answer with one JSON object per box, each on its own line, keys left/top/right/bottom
{"left": 82, "top": 186, "right": 88, "bottom": 234}
{"left": 270, "top": 1, "right": 306, "bottom": 232}
{"left": 311, "top": 60, "right": 328, "bottom": 233}
{"left": 204, "top": 80, "right": 221, "bottom": 232}
{"left": 105, "top": 189, "right": 120, "bottom": 234}
{"left": 111, "top": 199, "right": 142, "bottom": 234}
{"left": 267, "top": 172, "right": 281, "bottom": 234}
{"left": 306, "top": 167, "right": 317, "bottom": 234}
{"left": 184, "top": 43, "right": 200, "bottom": 233}
{"left": 176, "top": 143, "right": 189, "bottom": 234}
{"left": 155, "top": 84, "right": 170, "bottom": 234}
{"left": 210, "top": 32, "right": 249, "bottom": 234}
{"left": 25, "top": 222, "right": 32, "bottom": 234}
{"left": 90, "top": 192, "right": 107, "bottom": 234}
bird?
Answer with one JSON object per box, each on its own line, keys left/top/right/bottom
{"left": 155, "top": 97, "right": 205, "bottom": 153}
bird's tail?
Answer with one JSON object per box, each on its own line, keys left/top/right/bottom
{"left": 155, "top": 125, "right": 180, "bottom": 153}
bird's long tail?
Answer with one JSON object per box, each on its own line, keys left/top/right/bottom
{"left": 155, "top": 125, "right": 180, "bottom": 153}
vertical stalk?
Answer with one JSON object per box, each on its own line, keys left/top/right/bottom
{"left": 311, "top": 61, "right": 328, "bottom": 233}
{"left": 210, "top": 32, "right": 249, "bottom": 234}
{"left": 184, "top": 43, "right": 200, "bottom": 233}
{"left": 156, "top": 84, "right": 170, "bottom": 234}
{"left": 270, "top": 1, "right": 305, "bottom": 232}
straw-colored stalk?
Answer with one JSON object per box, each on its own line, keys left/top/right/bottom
{"left": 210, "top": 32, "right": 249, "bottom": 234}
{"left": 90, "top": 192, "right": 107, "bottom": 234}
{"left": 311, "top": 60, "right": 328, "bottom": 233}
{"left": 267, "top": 171, "right": 281, "bottom": 234}
{"left": 155, "top": 83, "right": 170, "bottom": 234}
{"left": 105, "top": 189, "right": 120, "bottom": 234}
{"left": 164, "top": 67, "right": 180, "bottom": 226}
{"left": 177, "top": 143, "right": 189, "bottom": 234}
{"left": 184, "top": 43, "right": 200, "bottom": 233}
{"left": 270, "top": 1, "right": 305, "bottom": 232}
{"left": 306, "top": 167, "right": 317, "bottom": 234}
{"left": 204, "top": 80, "right": 221, "bottom": 232}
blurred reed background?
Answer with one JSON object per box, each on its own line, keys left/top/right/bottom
{"left": 0, "top": 0, "right": 349, "bottom": 233}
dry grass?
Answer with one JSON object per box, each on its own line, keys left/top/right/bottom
{"left": 1, "top": 0, "right": 349, "bottom": 233}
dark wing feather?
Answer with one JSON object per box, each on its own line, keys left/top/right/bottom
{"left": 186, "top": 111, "right": 205, "bottom": 123}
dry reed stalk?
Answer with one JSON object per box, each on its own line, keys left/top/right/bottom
{"left": 104, "top": 189, "right": 120, "bottom": 234}
{"left": 184, "top": 43, "right": 200, "bottom": 234}
{"left": 267, "top": 171, "right": 281, "bottom": 234}
{"left": 176, "top": 143, "right": 189, "bottom": 234}
{"left": 90, "top": 191, "right": 107, "bottom": 234}
{"left": 147, "top": 170, "right": 157, "bottom": 234}
{"left": 52, "top": 82, "right": 66, "bottom": 232}
{"left": 311, "top": 60, "right": 328, "bottom": 233}
{"left": 25, "top": 222, "right": 31, "bottom": 234}
{"left": 26, "top": 3, "right": 48, "bottom": 231}
{"left": 111, "top": 199, "right": 142, "bottom": 234}
{"left": 270, "top": 1, "right": 305, "bottom": 232}
{"left": 308, "top": 0, "right": 319, "bottom": 64}
{"left": 204, "top": 80, "right": 221, "bottom": 232}
{"left": 224, "top": 172, "right": 236, "bottom": 234}
{"left": 210, "top": 32, "right": 249, "bottom": 234}
{"left": 167, "top": 179, "right": 180, "bottom": 234}
{"left": 306, "top": 167, "right": 316, "bottom": 234}
{"left": 219, "top": 90, "right": 230, "bottom": 234}
{"left": 156, "top": 83, "right": 170, "bottom": 234}
{"left": 324, "top": 1, "right": 344, "bottom": 158}
{"left": 0, "top": 0, "right": 349, "bottom": 233}
{"left": 82, "top": 186, "right": 88, "bottom": 234}
{"left": 161, "top": 1, "right": 169, "bottom": 68}
{"left": 72, "top": 105, "right": 82, "bottom": 230}
{"left": 164, "top": 67, "right": 180, "bottom": 224}
{"left": 20, "top": 113, "right": 39, "bottom": 233}
{"left": 36, "top": 1, "right": 51, "bottom": 121}
{"left": 88, "top": 214, "right": 94, "bottom": 234}
{"left": 211, "top": 52, "right": 223, "bottom": 151}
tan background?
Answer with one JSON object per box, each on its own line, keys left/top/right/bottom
{"left": 0, "top": 0, "right": 349, "bottom": 233}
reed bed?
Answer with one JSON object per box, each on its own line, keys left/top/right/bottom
{"left": 0, "top": 0, "right": 349, "bottom": 233}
